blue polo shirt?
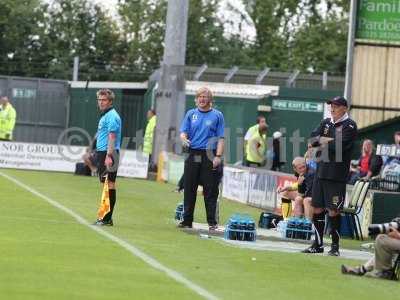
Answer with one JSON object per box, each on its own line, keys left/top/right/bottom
{"left": 180, "top": 108, "right": 224, "bottom": 150}
{"left": 96, "top": 107, "right": 122, "bottom": 151}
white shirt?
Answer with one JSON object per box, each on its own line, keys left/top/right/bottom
{"left": 330, "top": 112, "right": 349, "bottom": 124}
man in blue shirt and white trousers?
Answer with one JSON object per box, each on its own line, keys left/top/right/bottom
{"left": 93, "top": 88, "right": 122, "bottom": 226}
{"left": 179, "top": 87, "right": 225, "bottom": 230}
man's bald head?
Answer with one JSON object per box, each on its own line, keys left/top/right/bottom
{"left": 0, "top": 96, "right": 9, "bottom": 106}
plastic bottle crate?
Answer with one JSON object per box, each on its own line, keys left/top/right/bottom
{"left": 224, "top": 214, "right": 257, "bottom": 242}
{"left": 281, "top": 217, "right": 313, "bottom": 240}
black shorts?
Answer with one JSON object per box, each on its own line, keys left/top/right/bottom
{"left": 298, "top": 184, "right": 313, "bottom": 198}
{"left": 304, "top": 188, "right": 313, "bottom": 198}
{"left": 311, "top": 177, "right": 345, "bottom": 210}
{"left": 96, "top": 151, "right": 119, "bottom": 183}
{"left": 298, "top": 174, "right": 314, "bottom": 198}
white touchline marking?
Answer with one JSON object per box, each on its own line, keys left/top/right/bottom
{"left": 0, "top": 171, "right": 219, "bottom": 300}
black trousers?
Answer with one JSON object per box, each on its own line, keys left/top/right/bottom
{"left": 183, "top": 149, "right": 221, "bottom": 226}
{"left": 177, "top": 174, "right": 185, "bottom": 191}
{"left": 243, "top": 159, "right": 262, "bottom": 168}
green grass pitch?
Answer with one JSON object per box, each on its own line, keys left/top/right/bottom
{"left": 0, "top": 169, "right": 399, "bottom": 300}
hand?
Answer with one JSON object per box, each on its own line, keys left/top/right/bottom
{"left": 298, "top": 175, "right": 305, "bottom": 185}
{"left": 277, "top": 186, "right": 286, "bottom": 193}
{"left": 105, "top": 154, "right": 113, "bottom": 169}
{"left": 388, "top": 227, "right": 400, "bottom": 240}
{"left": 319, "top": 136, "right": 334, "bottom": 144}
{"left": 212, "top": 156, "right": 221, "bottom": 169}
{"left": 181, "top": 136, "right": 191, "bottom": 148}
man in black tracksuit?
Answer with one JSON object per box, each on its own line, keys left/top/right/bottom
{"left": 303, "top": 96, "right": 357, "bottom": 256}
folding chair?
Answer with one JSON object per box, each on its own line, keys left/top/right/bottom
{"left": 391, "top": 254, "right": 400, "bottom": 281}
{"left": 341, "top": 180, "right": 364, "bottom": 239}
{"left": 342, "top": 180, "right": 370, "bottom": 240}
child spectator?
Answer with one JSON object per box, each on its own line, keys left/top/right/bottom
{"left": 277, "top": 157, "right": 315, "bottom": 220}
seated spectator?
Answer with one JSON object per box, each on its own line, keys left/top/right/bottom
{"left": 383, "top": 131, "right": 400, "bottom": 164}
{"left": 342, "top": 220, "right": 400, "bottom": 280}
{"left": 348, "top": 139, "right": 382, "bottom": 184}
{"left": 277, "top": 157, "right": 314, "bottom": 220}
{"left": 277, "top": 179, "right": 297, "bottom": 220}
{"left": 379, "top": 132, "right": 400, "bottom": 184}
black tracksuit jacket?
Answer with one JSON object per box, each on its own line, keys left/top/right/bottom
{"left": 310, "top": 117, "right": 358, "bottom": 182}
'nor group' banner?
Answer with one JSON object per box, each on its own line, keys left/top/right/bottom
{"left": 0, "top": 141, "right": 148, "bottom": 178}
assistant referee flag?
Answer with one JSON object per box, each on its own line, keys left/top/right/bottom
{"left": 97, "top": 177, "right": 110, "bottom": 220}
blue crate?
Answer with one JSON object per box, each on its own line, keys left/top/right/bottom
{"left": 224, "top": 214, "right": 257, "bottom": 242}
{"left": 283, "top": 217, "right": 313, "bottom": 240}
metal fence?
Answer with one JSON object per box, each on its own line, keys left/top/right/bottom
{"left": 369, "top": 175, "right": 400, "bottom": 192}
{"left": 0, "top": 75, "right": 69, "bottom": 144}
{"left": 184, "top": 66, "right": 345, "bottom": 91}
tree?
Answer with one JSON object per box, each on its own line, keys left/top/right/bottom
{"left": 43, "top": 0, "right": 122, "bottom": 80}
{"left": 185, "top": 0, "right": 225, "bottom": 66}
{"left": 290, "top": 16, "right": 348, "bottom": 73}
{"left": 118, "top": 0, "right": 253, "bottom": 73}
{"left": 245, "top": 0, "right": 299, "bottom": 70}
{"left": 0, "top": 0, "right": 351, "bottom": 80}
{"left": 179, "top": 0, "right": 255, "bottom": 68}
{"left": 118, "top": 0, "right": 167, "bottom": 76}
{"left": 245, "top": 0, "right": 350, "bottom": 73}
{"left": 0, "top": 0, "right": 47, "bottom": 77}
{"left": 288, "top": 0, "right": 349, "bottom": 73}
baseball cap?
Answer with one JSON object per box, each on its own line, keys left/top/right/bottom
{"left": 327, "top": 96, "right": 348, "bottom": 107}
{"left": 273, "top": 131, "right": 282, "bottom": 139}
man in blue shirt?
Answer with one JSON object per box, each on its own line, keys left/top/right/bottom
{"left": 93, "top": 88, "right": 122, "bottom": 226}
{"left": 179, "top": 87, "right": 225, "bottom": 230}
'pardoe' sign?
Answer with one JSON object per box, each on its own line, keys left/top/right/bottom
{"left": 356, "top": 0, "right": 400, "bottom": 44}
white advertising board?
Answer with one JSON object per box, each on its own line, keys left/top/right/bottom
{"left": 118, "top": 150, "right": 149, "bottom": 178}
{"left": 0, "top": 141, "right": 148, "bottom": 178}
{"left": 222, "top": 166, "right": 249, "bottom": 204}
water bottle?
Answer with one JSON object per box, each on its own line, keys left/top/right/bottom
{"left": 238, "top": 219, "right": 247, "bottom": 241}
{"left": 286, "top": 218, "right": 294, "bottom": 238}
{"left": 229, "top": 216, "right": 238, "bottom": 240}
{"left": 247, "top": 219, "right": 256, "bottom": 241}
{"left": 304, "top": 219, "right": 312, "bottom": 240}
